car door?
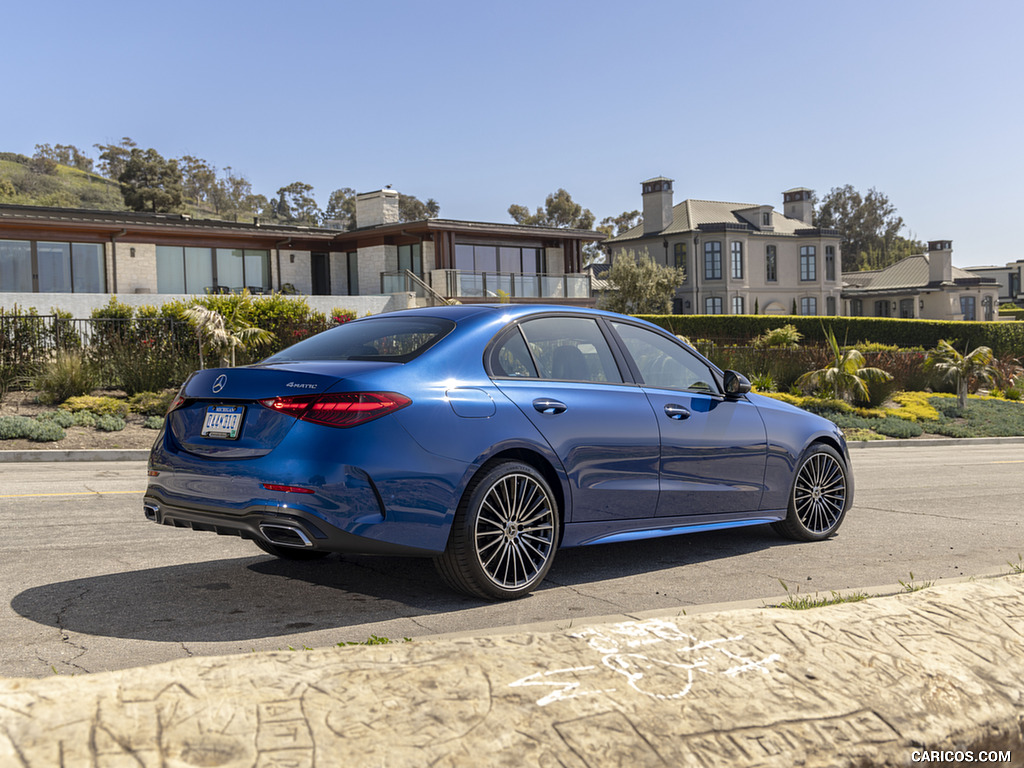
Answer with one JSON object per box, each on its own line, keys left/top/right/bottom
{"left": 489, "top": 315, "right": 661, "bottom": 522}
{"left": 607, "top": 321, "right": 768, "bottom": 518}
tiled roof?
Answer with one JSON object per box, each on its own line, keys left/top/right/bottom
{"left": 842, "top": 254, "right": 998, "bottom": 293}
{"left": 605, "top": 198, "right": 814, "bottom": 243}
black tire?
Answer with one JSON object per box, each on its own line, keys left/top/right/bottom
{"left": 772, "top": 443, "right": 849, "bottom": 542}
{"left": 435, "top": 461, "right": 560, "bottom": 600}
{"left": 253, "top": 538, "right": 331, "bottom": 561}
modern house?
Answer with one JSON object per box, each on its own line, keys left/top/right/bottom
{"left": 962, "top": 258, "right": 1024, "bottom": 306}
{"left": 603, "top": 178, "right": 843, "bottom": 316}
{"left": 0, "top": 189, "right": 603, "bottom": 315}
{"left": 841, "top": 241, "right": 1000, "bottom": 321}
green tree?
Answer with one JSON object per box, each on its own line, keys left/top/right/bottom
{"left": 796, "top": 327, "right": 892, "bottom": 403}
{"left": 94, "top": 137, "right": 137, "bottom": 180}
{"left": 275, "top": 181, "right": 321, "bottom": 225}
{"left": 925, "top": 339, "right": 996, "bottom": 410}
{"left": 119, "top": 148, "right": 185, "bottom": 213}
{"left": 508, "top": 188, "right": 596, "bottom": 230}
{"left": 399, "top": 194, "right": 441, "bottom": 222}
{"left": 179, "top": 155, "right": 218, "bottom": 207}
{"left": 599, "top": 251, "right": 685, "bottom": 314}
{"left": 184, "top": 295, "right": 275, "bottom": 368}
{"left": 325, "top": 187, "right": 357, "bottom": 229}
{"left": 34, "top": 143, "right": 94, "bottom": 172}
{"left": 814, "top": 185, "right": 923, "bottom": 272}
{"left": 591, "top": 209, "right": 642, "bottom": 265}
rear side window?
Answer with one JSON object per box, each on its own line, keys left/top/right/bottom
{"left": 518, "top": 317, "right": 623, "bottom": 383}
{"left": 262, "top": 316, "right": 455, "bottom": 364}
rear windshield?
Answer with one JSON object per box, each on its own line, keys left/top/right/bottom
{"left": 262, "top": 316, "right": 455, "bottom": 364}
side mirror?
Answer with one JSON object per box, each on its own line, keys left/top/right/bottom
{"left": 723, "top": 370, "right": 751, "bottom": 397}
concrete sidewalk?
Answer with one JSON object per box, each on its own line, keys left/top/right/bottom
{"left": 1, "top": 576, "right": 1022, "bottom": 767}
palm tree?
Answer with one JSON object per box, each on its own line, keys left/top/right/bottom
{"left": 796, "top": 326, "right": 892, "bottom": 403}
{"left": 925, "top": 339, "right": 996, "bottom": 410}
{"left": 184, "top": 299, "right": 275, "bottom": 368}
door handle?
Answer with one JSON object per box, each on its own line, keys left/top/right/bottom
{"left": 664, "top": 404, "right": 690, "bottom": 420}
{"left": 533, "top": 398, "right": 567, "bottom": 415}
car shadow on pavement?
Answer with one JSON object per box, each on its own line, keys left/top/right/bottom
{"left": 10, "top": 525, "right": 797, "bottom": 643}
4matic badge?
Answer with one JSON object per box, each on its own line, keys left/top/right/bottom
{"left": 286, "top": 382, "right": 319, "bottom": 390}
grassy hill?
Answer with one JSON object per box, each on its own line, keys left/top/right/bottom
{"left": 0, "top": 153, "right": 126, "bottom": 210}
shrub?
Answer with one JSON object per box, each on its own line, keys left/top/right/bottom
{"left": 95, "top": 415, "right": 126, "bottom": 432}
{"left": 0, "top": 415, "right": 36, "bottom": 439}
{"left": 143, "top": 415, "right": 165, "bottom": 429}
{"left": 752, "top": 324, "right": 802, "bottom": 349}
{"left": 36, "top": 410, "right": 75, "bottom": 428}
{"left": 128, "top": 389, "right": 177, "bottom": 416}
{"left": 60, "top": 395, "right": 128, "bottom": 417}
{"left": 28, "top": 420, "right": 65, "bottom": 442}
{"left": 874, "top": 418, "right": 924, "bottom": 438}
{"left": 72, "top": 410, "right": 98, "bottom": 428}
{"left": 32, "top": 349, "right": 99, "bottom": 404}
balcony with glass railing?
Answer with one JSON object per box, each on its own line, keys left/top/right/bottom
{"left": 428, "top": 270, "right": 591, "bottom": 302}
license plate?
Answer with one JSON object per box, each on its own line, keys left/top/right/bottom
{"left": 201, "top": 405, "right": 245, "bottom": 439}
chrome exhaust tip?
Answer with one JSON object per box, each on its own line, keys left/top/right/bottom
{"left": 259, "top": 523, "right": 313, "bottom": 548}
{"left": 143, "top": 502, "right": 160, "bottom": 522}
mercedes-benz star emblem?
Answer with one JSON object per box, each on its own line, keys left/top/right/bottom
{"left": 212, "top": 374, "right": 227, "bottom": 394}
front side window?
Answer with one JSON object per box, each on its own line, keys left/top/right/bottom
{"left": 731, "top": 242, "right": 743, "bottom": 279}
{"left": 765, "top": 245, "right": 777, "bottom": 282}
{"left": 800, "top": 246, "right": 817, "bottom": 281}
{"left": 705, "top": 296, "right": 723, "bottom": 314}
{"left": 518, "top": 316, "right": 623, "bottom": 383}
{"left": 801, "top": 297, "right": 817, "bottom": 315}
{"left": 704, "top": 241, "right": 722, "bottom": 280}
{"left": 611, "top": 321, "right": 717, "bottom": 393}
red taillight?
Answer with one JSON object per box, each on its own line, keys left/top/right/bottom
{"left": 259, "top": 392, "right": 411, "bottom": 428}
{"left": 262, "top": 483, "right": 315, "bottom": 494}
{"left": 167, "top": 393, "right": 186, "bottom": 413}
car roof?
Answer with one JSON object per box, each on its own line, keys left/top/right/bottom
{"left": 378, "top": 304, "right": 639, "bottom": 323}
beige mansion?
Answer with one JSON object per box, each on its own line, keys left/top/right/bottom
{"left": 605, "top": 178, "right": 843, "bottom": 316}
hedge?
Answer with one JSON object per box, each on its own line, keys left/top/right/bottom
{"left": 636, "top": 314, "right": 1024, "bottom": 358}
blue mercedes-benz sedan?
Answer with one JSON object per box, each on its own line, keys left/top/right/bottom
{"left": 144, "top": 305, "right": 853, "bottom": 600}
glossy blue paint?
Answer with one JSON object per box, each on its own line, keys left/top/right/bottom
{"left": 145, "top": 304, "right": 854, "bottom": 585}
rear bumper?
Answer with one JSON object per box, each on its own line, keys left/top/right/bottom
{"left": 142, "top": 490, "right": 440, "bottom": 557}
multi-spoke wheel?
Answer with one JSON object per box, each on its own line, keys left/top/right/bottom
{"left": 772, "top": 444, "right": 849, "bottom": 542}
{"left": 435, "top": 461, "right": 559, "bottom": 600}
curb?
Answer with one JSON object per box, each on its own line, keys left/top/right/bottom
{"left": 0, "top": 449, "right": 150, "bottom": 463}
{"left": 2, "top": 577, "right": 1022, "bottom": 766}
{"left": 1, "top": 436, "right": 1022, "bottom": 462}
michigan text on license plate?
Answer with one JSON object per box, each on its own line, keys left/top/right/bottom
{"left": 201, "top": 405, "right": 245, "bottom": 439}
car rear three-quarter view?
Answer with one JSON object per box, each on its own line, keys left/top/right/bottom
{"left": 145, "top": 305, "right": 854, "bottom": 600}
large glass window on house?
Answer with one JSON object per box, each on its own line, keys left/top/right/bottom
{"left": 453, "top": 243, "right": 545, "bottom": 298}
{"left": 827, "top": 296, "right": 837, "bottom": 316}
{"left": 899, "top": 298, "right": 915, "bottom": 318}
{"left": 705, "top": 296, "right": 723, "bottom": 314}
{"left": 397, "top": 243, "right": 422, "bottom": 276}
{"left": 732, "top": 296, "right": 744, "bottom": 314}
{"left": 730, "top": 242, "right": 743, "bottom": 279}
{"left": 875, "top": 300, "right": 891, "bottom": 317}
{"left": 0, "top": 239, "right": 106, "bottom": 293}
{"left": 765, "top": 245, "right": 777, "bottom": 282}
{"left": 850, "top": 299, "right": 863, "bottom": 316}
{"left": 156, "top": 247, "right": 270, "bottom": 294}
{"left": 825, "top": 246, "right": 836, "bottom": 281}
{"left": 800, "top": 246, "right": 817, "bottom": 281}
{"left": 673, "top": 242, "right": 687, "bottom": 275}
{"left": 801, "top": 297, "right": 817, "bottom": 315}
{"left": 704, "top": 241, "right": 722, "bottom": 280}
{"left": 0, "top": 240, "right": 32, "bottom": 292}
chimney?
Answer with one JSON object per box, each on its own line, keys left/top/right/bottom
{"left": 783, "top": 188, "right": 814, "bottom": 225}
{"left": 642, "top": 177, "right": 674, "bottom": 235}
{"left": 927, "top": 240, "right": 954, "bottom": 284}
{"left": 355, "top": 188, "right": 400, "bottom": 228}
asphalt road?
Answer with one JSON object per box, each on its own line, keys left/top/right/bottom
{"left": 2, "top": 443, "right": 1022, "bottom": 679}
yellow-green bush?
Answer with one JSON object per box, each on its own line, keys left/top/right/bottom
{"left": 59, "top": 395, "right": 129, "bottom": 417}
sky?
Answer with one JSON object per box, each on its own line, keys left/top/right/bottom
{"left": 4, "top": 0, "right": 1023, "bottom": 268}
